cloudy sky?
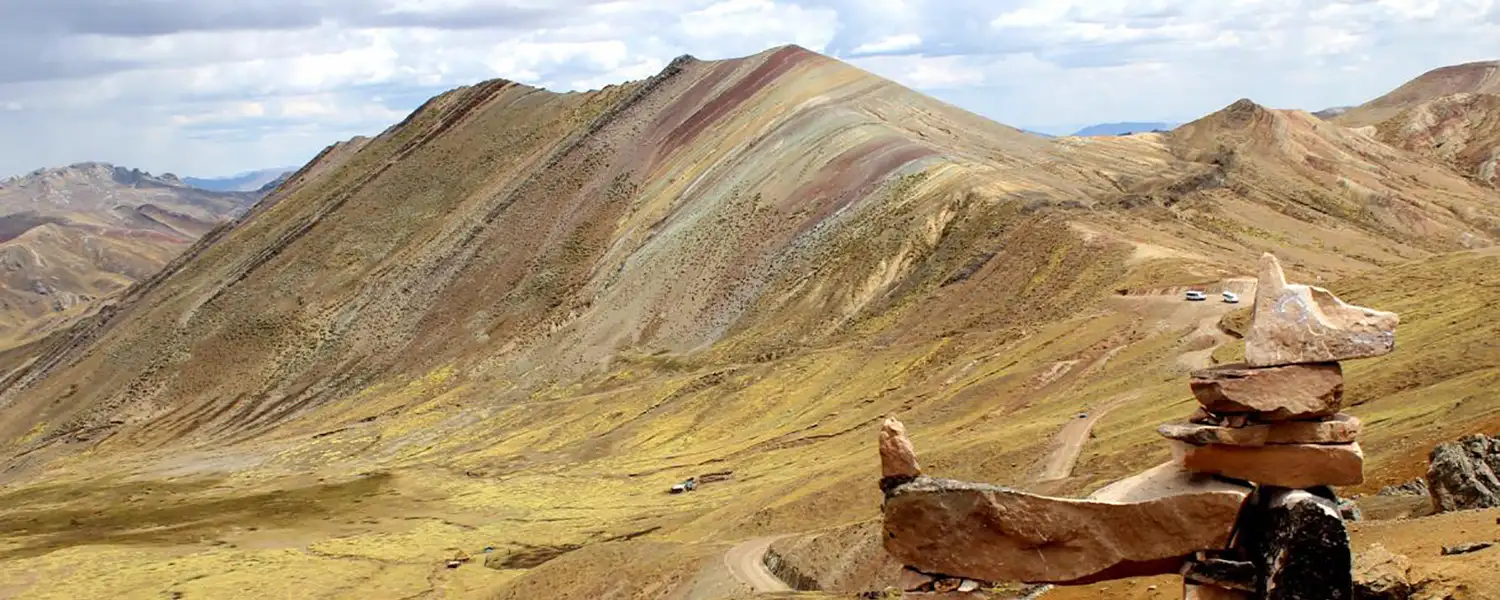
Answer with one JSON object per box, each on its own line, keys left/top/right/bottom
{"left": 1, "top": 0, "right": 1496, "bottom": 179}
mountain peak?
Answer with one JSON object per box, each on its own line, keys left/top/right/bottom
{"left": 1174, "top": 98, "right": 1275, "bottom": 140}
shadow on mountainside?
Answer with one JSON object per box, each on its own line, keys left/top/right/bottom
{"left": 0, "top": 472, "right": 392, "bottom": 560}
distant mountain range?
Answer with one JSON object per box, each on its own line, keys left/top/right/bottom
{"left": 0, "top": 162, "right": 264, "bottom": 348}
{"left": 1070, "top": 122, "right": 1178, "bottom": 136}
{"left": 183, "top": 167, "right": 296, "bottom": 193}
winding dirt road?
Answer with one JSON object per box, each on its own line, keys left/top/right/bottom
{"left": 1037, "top": 392, "right": 1136, "bottom": 482}
{"left": 724, "top": 536, "right": 792, "bottom": 593}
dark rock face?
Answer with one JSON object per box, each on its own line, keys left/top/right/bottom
{"left": 1182, "top": 556, "right": 1257, "bottom": 592}
{"left": 1425, "top": 434, "right": 1500, "bottom": 512}
{"left": 1243, "top": 488, "right": 1353, "bottom": 600}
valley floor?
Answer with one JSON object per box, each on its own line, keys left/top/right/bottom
{"left": 3, "top": 250, "right": 1500, "bottom": 599}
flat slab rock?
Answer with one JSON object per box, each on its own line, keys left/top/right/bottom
{"left": 1244, "top": 253, "right": 1398, "bottom": 368}
{"left": 1158, "top": 413, "right": 1361, "bottom": 446}
{"left": 1175, "top": 441, "right": 1364, "bottom": 488}
{"left": 883, "top": 463, "right": 1250, "bottom": 585}
{"left": 1189, "top": 362, "right": 1344, "bottom": 420}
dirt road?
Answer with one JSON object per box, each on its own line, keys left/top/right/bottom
{"left": 1038, "top": 289, "right": 1242, "bottom": 483}
{"left": 724, "top": 536, "right": 792, "bottom": 593}
{"left": 1037, "top": 393, "right": 1134, "bottom": 482}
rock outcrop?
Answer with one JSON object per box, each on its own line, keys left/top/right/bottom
{"left": 1244, "top": 254, "right": 1398, "bottom": 367}
{"left": 1377, "top": 478, "right": 1428, "bottom": 497}
{"left": 1189, "top": 362, "right": 1344, "bottom": 419}
{"left": 1425, "top": 433, "right": 1500, "bottom": 512}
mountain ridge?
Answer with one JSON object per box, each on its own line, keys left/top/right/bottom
{"left": 183, "top": 167, "right": 298, "bottom": 193}
{"left": 1071, "top": 121, "right": 1177, "bottom": 136}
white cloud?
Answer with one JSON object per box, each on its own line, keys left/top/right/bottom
{"left": 679, "top": 0, "right": 840, "bottom": 56}
{"left": 853, "top": 54, "right": 986, "bottom": 88}
{"left": 0, "top": 0, "right": 1497, "bottom": 177}
{"left": 851, "top": 33, "right": 922, "bottom": 54}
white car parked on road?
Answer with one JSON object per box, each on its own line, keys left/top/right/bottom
{"left": 1184, "top": 290, "right": 1206, "bottom": 301}
{"left": 1222, "top": 291, "right": 1240, "bottom": 303}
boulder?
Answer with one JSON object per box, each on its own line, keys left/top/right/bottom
{"left": 1176, "top": 441, "right": 1364, "bottom": 488}
{"left": 1352, "top": 543, "right": 1412, "bottom": 600}
{"left": 1247, "top": 489, "right": 1354, "bottom": 600}
{"left": 1244, "top": 253, "right": 1398, "bottom": 367}
{"left": 1189, "top": 362, "right": 1344, "bottom": 420}
{"left": 1425, "top": 433, "right": 1500, "bottom": 512}
{"left": 881, "top": 416, "right": 922, "bottom": 490}
{"left": 883, "top": 463, "right": 1250, "bottom": 584}
{"left": 1158, "top": 413, "right": 1361, "bottom": 446}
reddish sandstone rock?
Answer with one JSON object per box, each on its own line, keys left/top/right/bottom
{"left": 1158, "top": 413, "right": 1361, "bottom": 446}
{"left": 1176, "top": 441, "right": 1365, "bottom": 487}
{"left": 1190, "top": 362, "right": 1344, "bottom": 420}
{"left": 881, "top": 416, "right": 921, "bottom": 480}
{"left": 1245, "top": 253, "right": 1398, "bottom": 367}
{"left": 883, "top": 463, "right": 1249, "bottom": 584}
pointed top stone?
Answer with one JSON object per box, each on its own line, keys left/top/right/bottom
{"left": 1245, "top": 253, "right": 1399, "bottom": 367}
{"left": 880, "top": 416, "right": 921, "bottom": 481}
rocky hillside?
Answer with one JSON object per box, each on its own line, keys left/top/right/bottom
{"left": 1334, "top": 60, "right": 1500, "bottom": 127}
{"left": 0, "top": 48, "right": 1498, "bottom": 599}
{"left": 1328, "top": 60, "right": 1500, "bottom": 189}
{"left": 0, "top": 163, "right": 261, "bottom": 348}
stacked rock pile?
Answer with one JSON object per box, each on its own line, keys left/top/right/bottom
{"left": 876, "top": 253, "right": 1399, "bottom": 600}
{"left": 1155, "top": 253, "right": 1398, "bottom": 599}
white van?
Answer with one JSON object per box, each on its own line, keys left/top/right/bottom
{"left": 1222, "top": 291, "right": 1240, "bottom": 304}
{"left": 1184, "top": 290, "right": 1206, "bottom": 301}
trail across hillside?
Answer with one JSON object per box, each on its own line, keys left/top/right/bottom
{"left": 724, "top": 536, "right": 792, "bottom": 592}
{"left": 1037, "top": 394, "right": 1134, "bottom": 482}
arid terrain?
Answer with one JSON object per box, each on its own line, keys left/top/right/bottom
{"left": 0, "top": 163, "right": 264, "bottom": 349}
{"left": 1, "top": 48, "right": 1499, "bottom": 599}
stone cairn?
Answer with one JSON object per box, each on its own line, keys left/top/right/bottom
{"left": 878, "top": 253, "right": 1399, "bottom": 600}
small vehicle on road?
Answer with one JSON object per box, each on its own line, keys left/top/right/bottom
{"left": 1222, "top": 291, "right": 1241, "bottom": 304}
{"left": 1184, "top": 290, "right": 1207, "bottom": 301}
{"left": 670, "top": 477, "right": 698, "bottom": 494}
